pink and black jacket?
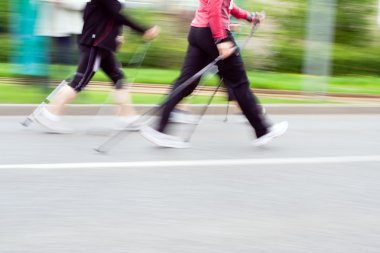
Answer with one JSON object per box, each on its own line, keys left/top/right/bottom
{"left": 191, "top": 0, "right": 251, "bottom": 43}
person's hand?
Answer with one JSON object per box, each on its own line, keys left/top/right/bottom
{"left": 143, "top": 26, "right": 160, "bottom": 41}
{"left": 116, "top": 35, "right": 125, "bottom": 49}
{"left": 255, "top": 12, "right": 266, "bottom": 24}
{"left": 249, "top": 11, "right": 266, "bottom": 25}
{"left": 217, "top": 41, "right": 235, "bottom": 59}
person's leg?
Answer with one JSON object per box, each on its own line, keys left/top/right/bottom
{"left": 217, "top": 36, "right": 288, "bottom": 145}
{"left": 34, "top": 46, "right": 101, "bottom": 132}
{"left": 217, "top": 47, "right": 269, "bottom": 138}
{"left": 140, "top": 28, "right": 210, "bottom": 148}
{"left": 46, "top": 85, "right": 77, "bottom": 116}
{"left": 157, "top": 28, "right": 209, "bottom": 133}
{"left": 46, "top": 46, "right": 100, "bottom": 116}
{"left": 100, "top": 50, "right": 138, "bottom": 118}
{"left": 191, "top": 28, "right": 268, "bottom": 134}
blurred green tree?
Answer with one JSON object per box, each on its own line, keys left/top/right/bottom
{"left": 335, "top": 0, "right": 374, "bottom": 46}
{"left": 0, "top": 1, "right": 9, "bottom": 33}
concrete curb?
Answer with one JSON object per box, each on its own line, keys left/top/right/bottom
{"left": 1, "top": 104, "right": 380, "bottom": 116}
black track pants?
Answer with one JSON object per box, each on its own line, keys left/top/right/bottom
{"left": 69, "top": 45, "right": 125, "bottom": 92}
{"left": 157, "top": 26, "right": 269, "bottom": 138}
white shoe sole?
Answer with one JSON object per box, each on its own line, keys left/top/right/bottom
{"left": 33, "top": 115, "right": 73, "bottom": 134}
{"left": 140, "top": 126, "right": 191, "bottom": 149}
{"left": 253, "top": 121, "right": 288, "bottom": 147}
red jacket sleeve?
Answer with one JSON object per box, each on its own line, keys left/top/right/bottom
{"left": 208, "top": 0, "right": 228, "bottom": 40}
{"left": 230, "top": 4, "right": 250, "bottom": 20}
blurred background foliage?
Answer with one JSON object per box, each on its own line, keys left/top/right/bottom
{"left": 0, "top": 1, "right": 10, "bottom": 62}
{"left": 0, "top": 0, "right": 379, "bottom": 76}
{"left": 0, "top": 1, "right": 9, "bottom": 33}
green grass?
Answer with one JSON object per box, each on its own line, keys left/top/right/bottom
{"left": 1, "top": 62, "right": 379, "bottom": 104}
{"left": 50, "top": 64, "right": 380, "bottom": 95}
{"left": 0, "top": 83, "right": 52, "bottom": 103}
{"left": 0, "top": 82, "right": 225, "bottom": 104}
{"left": 0, "top": 82, "right": 338, "bottom": 104}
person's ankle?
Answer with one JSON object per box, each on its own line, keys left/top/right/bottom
{"left": 42, "top": 107, "right": 60, "bottom": 122}
{"left": 256, "top": 128, "right": 269, "bottom": 138}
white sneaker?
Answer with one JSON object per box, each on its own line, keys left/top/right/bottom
{"left": 140, "top": 126, "right": 191, "bottom": 148}
{"left": 33, "top": 108, "right": 73, "bottom": 134}
{"left": 252, "top": 121, "right": 288, "bottom": 147}
{"left": 116, "top": 115, "right": 141, "bottom": 131}
{"left": 169, "top": 110, "right": 197, "bottom": 124}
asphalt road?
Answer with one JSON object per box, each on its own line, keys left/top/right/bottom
{"left": 0, "top": 114, "right": 379, "bottom": 253}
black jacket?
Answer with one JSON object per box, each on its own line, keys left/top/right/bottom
{"left": 80, "top": 0, "right": 147, "bottom": 52}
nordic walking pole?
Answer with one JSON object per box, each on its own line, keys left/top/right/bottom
{"left": 94, "top": 54, "right": 226, "bottom": 153}
{"left": 223, "top": 11, "right": 266, "bottom": 122}
{"left": 224, "top": 98, "right": 230, "bottom": 122}
{"left": 86, "top": 41, "right": 152, "bottom": 135}
{"left": 184, "top": 78, "right": 224, "bottom": 142}
{"left": 185, "top": 12, "right": 266, "bottom": 137}
{"left": 95, "top": 12, "right": 267, "bottom": 153}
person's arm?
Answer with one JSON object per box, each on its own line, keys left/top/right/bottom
{"left": 231, "top": 4, "right": 265, "bottom": 25}
{"left": 207, "top": 0, "right": 235, "bottom": 59}
{"left": 230, "top": 4, "right": 250, "bottom": 20}
{"left": 208, "top": 0, "right": 228, "bottom": 42}
{"left": 97, "top": 0, "right": 147, "bottom": 33}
